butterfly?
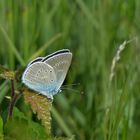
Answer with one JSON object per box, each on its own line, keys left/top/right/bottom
{"left": 22, "top": 49, "right": 72, "bottom": 99}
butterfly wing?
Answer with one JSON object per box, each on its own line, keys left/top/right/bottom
{"left": 22, "top": 62, "right": 57, "bottom": 98}
{"left": 27, "top": 57, "right": 44, "bottom": 67}
{"left": 43, "top": 51, "right": 72, "bottom": 92}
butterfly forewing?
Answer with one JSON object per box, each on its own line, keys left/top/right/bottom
{"left": 22, "top": 62, "right": 57, "bottom": 96}
{"left": 43, "top": 49, "right": 70, "bottom": 61}
{"left": 43, "top": 52, "right": 72, "bottom": 92}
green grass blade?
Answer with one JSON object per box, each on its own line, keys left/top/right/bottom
{"left": 76, "top": 0, "right": 99, "bottom": 29}
{"left": 0, "top": 25, "right": 25, "bottom": 66}
{"left": 29, "top": 33, "right": 62, "bottom": 60}
{"left": 51, "top": 106, "right": 72, "bottom": 137}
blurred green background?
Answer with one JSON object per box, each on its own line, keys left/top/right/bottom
{"left": 0, "top": 0, "right": 140, "bottom": 140}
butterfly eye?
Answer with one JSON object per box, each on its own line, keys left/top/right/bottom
{"left": 50, "top": 70, "right": 52, "bottom": 73}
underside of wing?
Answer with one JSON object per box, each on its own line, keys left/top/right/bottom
{"left": 43, "top": 49, "right": 70, "bottom": 62}
{"left": 43, "top": 52, "right": 72, "bottom": 91}
{"left": 22, "top": 62, "right": 57, "bottom": 95}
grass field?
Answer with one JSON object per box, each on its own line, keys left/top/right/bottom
{"left": 0, "top": 0, "right": 140, "bottom": 140}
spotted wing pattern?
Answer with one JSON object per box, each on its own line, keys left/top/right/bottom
{"left": 22, "top": 62, "right": 57, "bottom": 98}
{"left": 43, "top": 52, "right": 72, "bottom": 93}
{"left": 22, "top": 49, "right": 72, "bottom": 98}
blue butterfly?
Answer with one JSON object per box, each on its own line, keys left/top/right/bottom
{"left": 22, "top": 49, "right": 72, "bottom": 99}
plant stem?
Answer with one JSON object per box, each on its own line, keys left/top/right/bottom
{"left": 11, "top": 80, "right": 14, "bottom": 97}
{"left": 8, "top": 95, "right": 18, "bottom": 119}
{"left": 8, "top": 80, "right": 22, "bottom": 119}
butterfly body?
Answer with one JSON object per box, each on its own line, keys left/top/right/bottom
{"left": 22, "top": 49, "right": 72, "bottom": 99}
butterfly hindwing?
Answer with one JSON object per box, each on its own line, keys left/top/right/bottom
{"left": 22, "top": 62, "right": 57, "bottom": 97}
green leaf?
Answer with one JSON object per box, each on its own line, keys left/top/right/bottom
{"left": 4, "top": 107, "right": 48, "bottom": 140}
{"left": 0, "top": 81, "right": 9, "bottom": 104}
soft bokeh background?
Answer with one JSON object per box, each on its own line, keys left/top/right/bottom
{"left": 0, "top": 0, "right": 140, "bottom": 140}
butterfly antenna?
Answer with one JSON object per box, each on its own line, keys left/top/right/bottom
{"left": 61, "top": 87, "right": 80, "bottom": 93}
{"left": 61, "top": 83, "right": 80, "bottom": 88}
